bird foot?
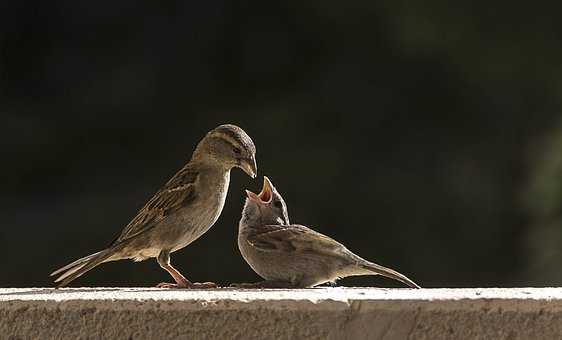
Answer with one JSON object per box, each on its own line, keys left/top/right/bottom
{"left": 156, "top": 282, "right": 181, "bottom": 288}
{"left": 189, "top": 282, "right": 218, "bottom": 289}
{"left": 230, "top": 282, "right": 258, "bottom": 288}
{"left": 156, "top": 281, "right": 218, "bottom": 289}
{"left": 230, "top": 280, "right": 294, "bottom": 289}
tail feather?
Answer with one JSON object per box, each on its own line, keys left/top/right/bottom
{"left": 359, "top": 261, "right": 421, "bottom": 289}
{"left": 50, "top": 251, "right": 102, "bottom": 277}
{"left": 51, "top": 249, "right": 114, "bottom": 288}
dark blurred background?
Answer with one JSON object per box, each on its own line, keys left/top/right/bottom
{"left": 2, "top": 1, "right": 562, "bottom": 288}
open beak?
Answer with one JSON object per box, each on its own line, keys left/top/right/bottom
{"left": 245, "top": 190, "right": 261, "bottom": 202}
{"left": 245, "top": 176, "right": 273, "bottom": 204}
{"left": 239, "top": 157, "right": 257, "bottom": 179}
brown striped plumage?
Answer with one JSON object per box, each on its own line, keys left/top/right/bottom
{"left": 51, "top": 124, "right": 257, "bottom": 288}
{"left": 235, "top": 177, "right": 420, "bottom": 289}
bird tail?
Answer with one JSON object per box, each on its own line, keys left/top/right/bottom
{"left": 50, "top": 249, "right": 115, "bottom": 288}
{"left": 358, "top": 260, "right": 421, "bottom": 289}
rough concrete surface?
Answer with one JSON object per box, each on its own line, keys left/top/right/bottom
{"left": 1, "top": 287, "right": 561, "bottom": 339}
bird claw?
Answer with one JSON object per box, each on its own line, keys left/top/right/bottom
{"left": 156, "top": 282, "right": 182, "bottom": 288}
{"left": 156, "top": 281, "right": 218, "bottom": 289}
{"left": 230, "top": 282, "right": 257, "bottom": 288}
{"left": 230, "top": 281, "right": 294, "bottom": 289}
{"left": 189, "top": 282, "right": 218, "bottom": 289}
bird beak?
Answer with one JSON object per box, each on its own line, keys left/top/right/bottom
{"left": 245, "top": 190, "right": 261, "bottom": 202}
{"left": 239, "top": 157, "right": 257, "bottom": 178}
{"left": 257, "top": 176, "right": 273, "bottom": 203}
{"left": 245, "top": 176, "right": 273, "bottom": 204}
{"left": 260, "top": 176, "right": 274, "bottom": 202}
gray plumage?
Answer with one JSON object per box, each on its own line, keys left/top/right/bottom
{"left": 236, "top": 177, "right": 420, "bottom": 289}
{"left": 51, "top": 124, "right": 257, "bottom": 288}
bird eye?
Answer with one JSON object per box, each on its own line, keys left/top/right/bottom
{"left": 233, "top": 147, "right": 242, "bottom": 155}
{"left": 273, "top": 200, "right": 283, "bottom": 209}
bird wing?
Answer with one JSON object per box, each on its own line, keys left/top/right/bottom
{"left": 109, "top": 165, "right": 199, "bottom": 246}
{"left": 246, "top": 224, "right": 348, "bottom": 256}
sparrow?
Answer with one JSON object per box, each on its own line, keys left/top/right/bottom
{"left": 51, "top": 124, "right": 257, "bottom": 288}
{"left": 234, "top": 177, "right": 420, "bottom": 289}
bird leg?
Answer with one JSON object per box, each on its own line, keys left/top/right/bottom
{"left": 230, "top": 280, "right": 296, "bottom": 289}
{"left": 156, "top": 250, "right": 217, "bottom": 289}
{"left": 157, "top": 263, "right": 191, "bottom": 288}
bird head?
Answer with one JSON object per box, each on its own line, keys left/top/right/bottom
{"left": 244, "top": 176, "right": 290, "bottom": 225}
{"left": 197, "top": 124, "right": 257, "bottom": 178}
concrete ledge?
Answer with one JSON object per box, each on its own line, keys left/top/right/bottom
{"left": 1, "top": 288, "right": 561, "bottom": 339}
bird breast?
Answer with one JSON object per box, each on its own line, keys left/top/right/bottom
{"left": 167, "top": 171, "right": 231, "bottom": 252}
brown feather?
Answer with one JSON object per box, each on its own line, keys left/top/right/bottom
{"left": 247, "top": 224, "right": 348, "bottom": 257}
{"left": 109, "top": 166, "right": 199, "bottom": 246}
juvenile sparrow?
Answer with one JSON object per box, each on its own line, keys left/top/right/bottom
{"left": 51, "top": 124, "right": 257, "bottom": 288}
{"left": 234, "top": 177, "right": 420, "bottom": 289}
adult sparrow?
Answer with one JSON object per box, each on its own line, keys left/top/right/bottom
{"left": 51, "top": 124, "right": 257, "bottom": 288}
{"left": 234, "top": 177, "right": 420, "bottom": 288}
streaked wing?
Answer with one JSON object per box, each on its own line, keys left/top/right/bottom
{"left": 246, "top": 224, "right": 347, "bottom": 256}
{"left": 110, "top": 165, "right": 199, "bottom": 246}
